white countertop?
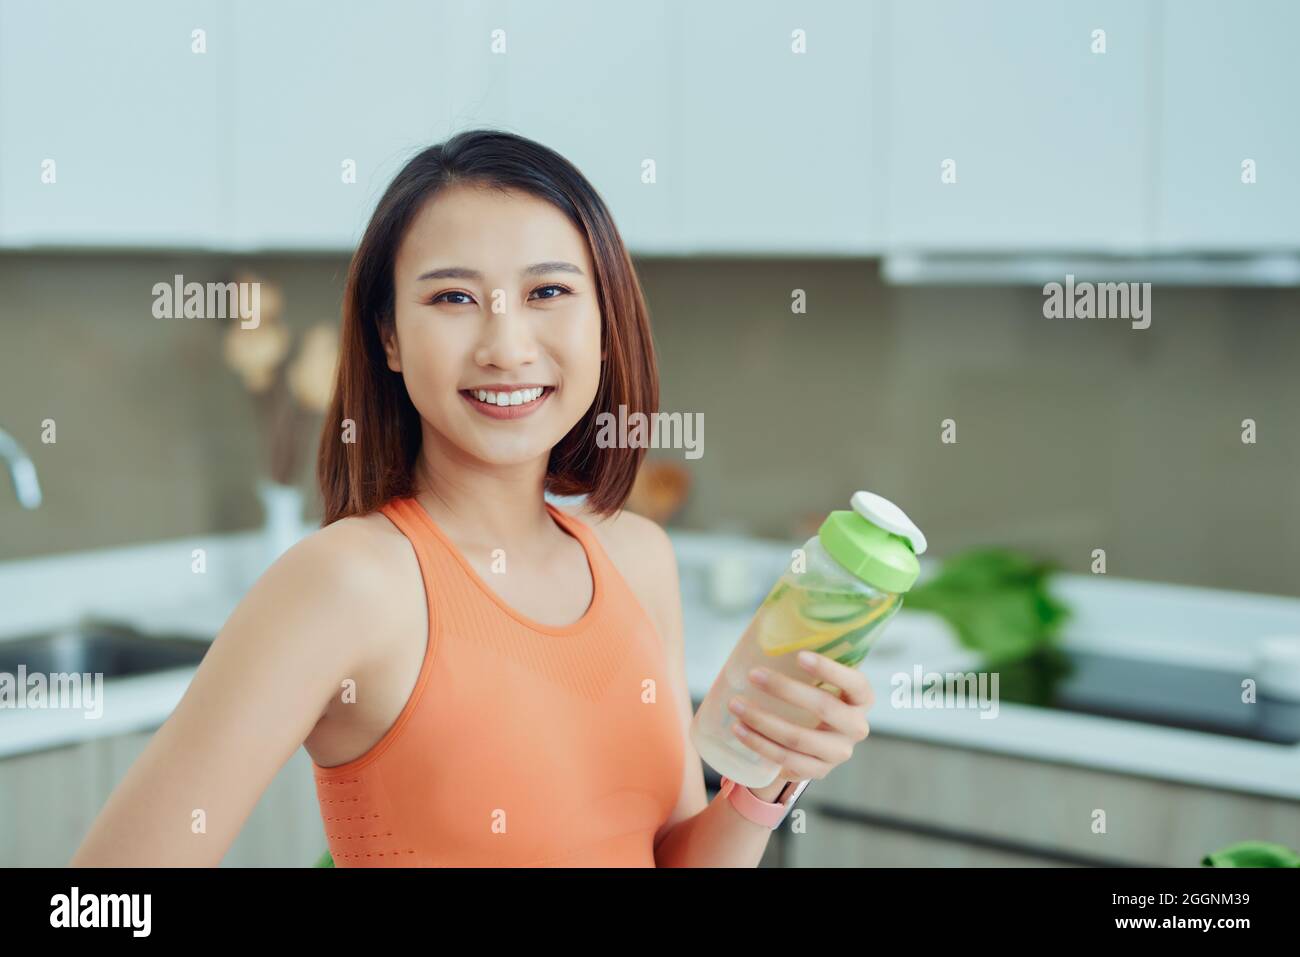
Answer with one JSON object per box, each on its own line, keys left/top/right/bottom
{"left": 2, "top": 526, "right": 1299, "bottom": 802}
{"left": 0, "top": 533, "right": 257, "bottom": 757}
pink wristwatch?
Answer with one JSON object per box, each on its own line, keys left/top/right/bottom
{"left": 718, "top": 775, "right": 811, "bottom": 829}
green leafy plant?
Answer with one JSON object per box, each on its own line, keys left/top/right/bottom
{"left": 903, "top": 547, "right": 1073, "bottom": 706}
{"left": 1202, "top": 841, "right": 1300, "bottom": 867}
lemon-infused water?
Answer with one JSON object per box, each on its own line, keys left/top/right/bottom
{"left": 690, "top": 491, "right": 926, "bottom": 788}
{"left": 755, "top": 579, "right": 901, "bottom": 666}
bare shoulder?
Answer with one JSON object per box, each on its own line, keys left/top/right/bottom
{"left": 235, "top": 508, "right": 424, "bottom": 667}
{"left": 306, "top": 508, "right": 416, "bottom": 574}
{"left": 278, "top": 509, "right": 417, "bottom": 600}
{"left": 557, "top": 502, "right": 680, "bottom": 639}
{"left": 562, "top": 502, "right": 674, "bottom": 572}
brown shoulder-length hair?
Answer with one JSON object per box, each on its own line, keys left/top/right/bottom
{"left": 316, "top": 129, "right": 658, "bottom": 526}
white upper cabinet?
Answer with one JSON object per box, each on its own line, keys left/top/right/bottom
{"left": 0, "top": 0, "right": 229, "bottom": 247}
{"left": 882, "top": 0, "right": 1155, "bottom": 252}
{"left": 1154, "top": 0, "right": 1300, "bottom": 251}
{"left": 497, "top": 0, "right": 678, "bottom": 253}
{"left": 2, "top": 0, "right": 1296, "bottom": 254}
{"left": 225, "top": 0, "right": 508, "bottom": 251}
{"left": 667, "top": 0, "right": 882, "bottom": 254}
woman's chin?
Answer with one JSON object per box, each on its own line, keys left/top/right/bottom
{"left": 462, "top": 436, "right": 560, "bottom": 467}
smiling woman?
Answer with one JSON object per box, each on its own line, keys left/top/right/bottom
{"left": 70, "top": 129, "right": 800, "bottom": 871}
{"left": 317, "top": 131, "right": 658, "bottom": 523}
{"left": 296, "top": 131, "right": 704, "bottom": 866}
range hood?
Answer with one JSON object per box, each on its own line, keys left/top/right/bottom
{"left": 881, "top": 253, "right": 1300, "bottom": 287}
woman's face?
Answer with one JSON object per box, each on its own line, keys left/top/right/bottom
{"left": 385, "top": 182, "right": 603, "bottom": 470}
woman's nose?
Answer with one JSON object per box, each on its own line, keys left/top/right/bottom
{"left": 476, "top": 305, "right": 537, "bottom": 368}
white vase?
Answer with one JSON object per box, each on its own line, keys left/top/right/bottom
{"left": 256, "top": 479, "right": 305, "bottom": 571}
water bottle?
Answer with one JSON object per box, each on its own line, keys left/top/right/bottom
{"left": 690, "top": 490, "right": 927, "bottom": 787}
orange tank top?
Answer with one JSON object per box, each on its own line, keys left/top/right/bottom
{"left": 310, "top": 495, "right": 686, "bottom": 867}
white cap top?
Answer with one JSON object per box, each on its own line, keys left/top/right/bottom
{"left": 850, "top": 490, "right": 927, "bottom": 555}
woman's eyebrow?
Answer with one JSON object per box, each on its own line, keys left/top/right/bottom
{"left": 415, "top": 261, "right": 585, "bottom": 282}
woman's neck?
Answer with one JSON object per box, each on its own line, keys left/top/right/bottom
{"left": 412, "top": 447, "right": 558, "bottom": 554}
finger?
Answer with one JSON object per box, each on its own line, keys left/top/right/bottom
{"left": 811, "top": 681, "right": 872, "bottom": 734}
{"left": 731, "top": 719, "right": 834, "bottom": 781}
{"left": 750, "top": 666, "right": 866, "bottom": 737}
{"left": 795, "top": 651, "right": 875, "bottom": 709}
{"left": 729, "top": 696, "right": 853, "bottom": 766}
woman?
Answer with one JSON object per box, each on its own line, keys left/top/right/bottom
{"left": 71, "top": 130, "right": 875, "bottom": 867}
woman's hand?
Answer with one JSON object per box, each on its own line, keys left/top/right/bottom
{"left": 727, "top": 650, "right": 875, "bottom": 787}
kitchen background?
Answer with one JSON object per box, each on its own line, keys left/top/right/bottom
{"left": 3, "top": 254, "right": 1300, "bottom": 593}
{"left": 2, "top": 0, "right": 1299, "bottom": 868}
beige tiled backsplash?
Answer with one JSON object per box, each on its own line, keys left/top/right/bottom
{"left": 2, "top": 252, "right": 1298, "bottom": 597}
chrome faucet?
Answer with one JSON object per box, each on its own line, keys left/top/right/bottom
{"left": 0, "top": 427, "right": 42, "bottom": 509}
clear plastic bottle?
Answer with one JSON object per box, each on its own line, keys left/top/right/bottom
{"left": 690, "top": 490, "right": 927, "bottom": 787}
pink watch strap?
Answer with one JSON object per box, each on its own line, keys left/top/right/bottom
{"left": 718, "top": 775, "right": 798, "bottom": 829}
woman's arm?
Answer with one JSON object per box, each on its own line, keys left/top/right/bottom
{"left": 69, "top": 519, "right": 395, "bottom": 867}
{"left": 587, "top": 509, "right": 778, "bottom": 865}
{"left": 589, "top": 509, "right": 874, "bottom": 867}
{"left": 623, "top": 518, "right": 781, "bottom": 867}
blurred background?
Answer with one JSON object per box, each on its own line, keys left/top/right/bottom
{"left": 1, "top": 0, "right": 1298, "bottom": 868}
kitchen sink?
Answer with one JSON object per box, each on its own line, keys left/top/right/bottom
{"left": 0, "top": 619, "right": 210, "bottom": 681}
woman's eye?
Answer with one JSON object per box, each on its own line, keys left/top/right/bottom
{"left": 428, "top": 285, "right": 570, "bottom": 306}
{"left": 530, "top": 284, "right": 572, "bottom": 301}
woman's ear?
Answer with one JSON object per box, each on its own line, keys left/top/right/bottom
{"left": 381, "top": 318, "right": 402, "bottom": 373}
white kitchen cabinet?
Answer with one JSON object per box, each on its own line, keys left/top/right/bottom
{"left": 0, "top": 739, "right": 102, "bottom": 866}
{"left": 882, "top": 0, "right": 1156, "bottom": 253}
{"left": 0, "top": 728, "right": 327, "bottom": 867}
{"left": 228, "top": 0, "right": 687, "bottom": 253}
{"left": 421, "top": 0, "right": 882, "bottom": 256}
{"left": 225, "top": 0, "right": 511, "bottom": 251}
{"left": 3, "top": 0, "right": 1297, "bottom": 256}
{"left": 0, "top": 0, "right": 230, "bottom": 247}
{"left": 802, "top": 734, "right": 1300, "bottom": 868}
{"left": 496, "top": 0, "right": 678, "bottom": 253}
{"left": 665, "top": 0, "right": 882, "bottom": 254}
{"left": 1154, "top": 0, "right": 1300, "bottom": 251}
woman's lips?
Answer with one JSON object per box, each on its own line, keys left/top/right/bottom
{"left": 460, "top": 386, "right": 554, "bottom": 420}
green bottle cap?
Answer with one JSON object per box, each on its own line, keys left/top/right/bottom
{"left": 817, "top": 491, "right": 925, "bottom": 594}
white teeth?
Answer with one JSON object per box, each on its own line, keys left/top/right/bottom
{"left": 471, "top": 387, "right": 546, "bottom": 406}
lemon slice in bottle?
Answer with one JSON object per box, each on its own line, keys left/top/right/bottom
{"left": 810, "top": 598, "right": 898, "bottom": 664}
{"left": 757, "top": 591, "right": 874, "bottom": 657}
